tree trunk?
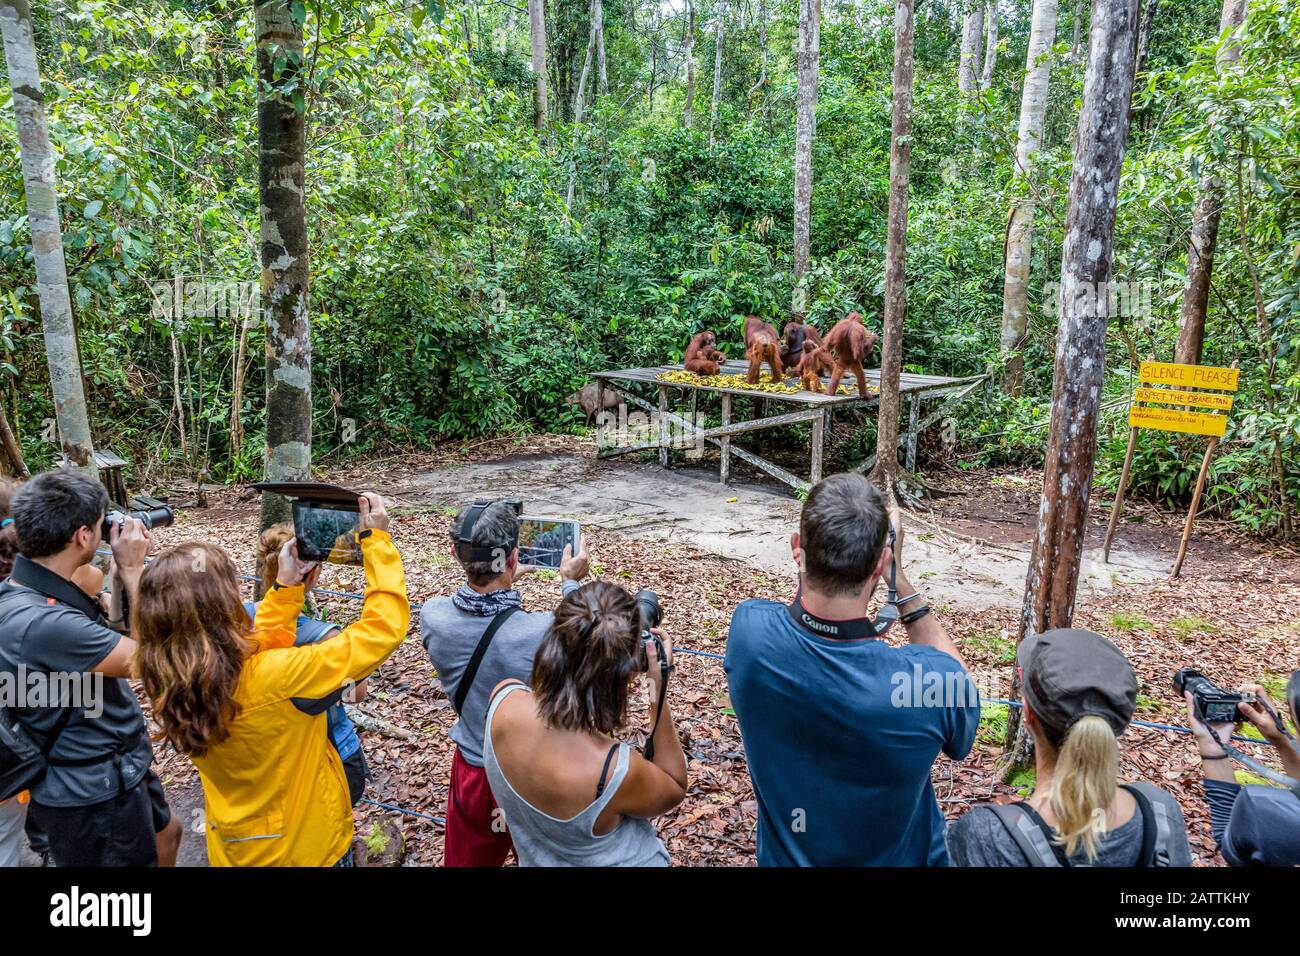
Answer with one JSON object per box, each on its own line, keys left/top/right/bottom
{"left": 747, "top": 0, "right": 768, "bottom": 110}
{"left": 256, "top": 0, "right": 312, "bottom": 530}
{"left": 869, "top": 0, "right": 914, "bottom": 492}
{"left": 958, "top": 3, "right": 984, "bottom": 94}
{"left": 565, "top": 0, "right": 599, "bottom": 209}
{"left": 683, "top": 0, "right": 697, "bottom": 128}
{"left": 1134, "top": 0, "right": 1158, "bottom": 76}
{"left": 709, "top": 0, "right": 726, "bottom": 145}
{"left": 1, "top": 0, "right": 97, "bottom": 477}
{"left": 1003, "top": 0, "right": 1141, "bottom": 767}
{"left": 1071, "top": 0, "right": 1082, "bottom": 60}
{"left": 529, "top": 0, "right": 549, "bottom": 129}
{"left": 981, "top": 1, "right": 998, "bottom": 88}
{"left": 998, "top": 0, "right": 1059, "bottom": 394}
{"left": 792, "top": 0, "right": 819, "bottom": 280}
{"left": 1173, "top": 0, "right": 1247, "bottom": 366}
{"left": 0, "top": 400, "right": 28, "bottom": 478}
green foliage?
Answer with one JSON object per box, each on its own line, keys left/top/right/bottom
{"left": 0, "top": 0, "right": 1294, "bottom": 542}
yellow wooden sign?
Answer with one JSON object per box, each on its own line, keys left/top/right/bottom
{"left": 1132, "top": 386, "right": 1234, "bottom": 411}
{"left": 1139, "top": 361, "right": 1240, "bottom": 392}
{"left": 1129, "top": 406, "right": 1227, "bottom": 438}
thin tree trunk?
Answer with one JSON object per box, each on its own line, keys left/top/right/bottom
{"left": 529, "top": 0, "right": 549, "bottom": 129}
{"left": 230, "top": 318, "right": 249, "bottom": 461}
{"left": 0, "top": 401, "right": 28, "bottom": 478}
{"left": 1234, "top": 145, "right": 1290, "bottom": 538}
{"left": 709, "top": 0, "right": 726, "bottom": 145}
{"left": 256, "top": 0, "right": 312, "bottom": 530}
{"left": 792, "top": 0, "right": 819, "bottom": 280}
{"left": 683, "top": 0, "right": 697, "bottom": 128}
{"left": 747, "top": 0, "right": 768, "bottom": 109}
{"left": 869, "top": 0, "right": 914, "bottom": 491}
{"left": 958, "top": 3, "right": 984, "bottom": 94}
{"left": 594, "top": 0, "right": 607, "bottom": 96}
{"left": 566, "top": 0, "right": 599, "bottom": 209}
{"left": 981, "top": 1, "right": 998, "bottom": 88}
{"left": 998, "top": 0, "right": 1059, "bottom": 394}
{"left": 1003, "top": 0, "right": 1141, "bottom": 768}
{"left": 1173, "top": 0, "right": 1247, "bottom": 366}
{"left": 170, "top": 323, "right": 189, "bottom": 464}
{"left": 1134, "top": 0, "right": 1158, "bottom": 77}
{"left": 1071, "top": 0, "right": 1082, "bottom": 60}
{"left": 1, "top": 0, "right": 97, "bottom": 477}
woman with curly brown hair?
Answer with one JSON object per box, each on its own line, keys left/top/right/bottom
{"left": 483, "top": 580, "right": 687, "bottom": 866}
{"left": 133, "top": 493, "right": 408, "bottom": 867}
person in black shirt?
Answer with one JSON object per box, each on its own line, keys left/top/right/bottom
{"left": 1185, "top": 674, "right": 1300, "bottom": 866}
{"left": 0, "top": 470, "right": 181, "bottom": 866}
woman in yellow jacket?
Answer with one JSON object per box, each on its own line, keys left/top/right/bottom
{"left": 133, "top": 493, "right": 408, "bottom": 866}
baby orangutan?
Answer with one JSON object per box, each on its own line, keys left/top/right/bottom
{"left": 743, "top": 315, "right": 784, "bottom": 384}
{"left": 782, "top": 320, "right": 824, "bottom": 377}
{"left": 683, "top": 330, "right": 727, "bottom": 376}
{"left": 819, "top": 311, "right": 878, "bottom": 399}
{"left": 798, "top": 339, "right": 835, "bottom": 393}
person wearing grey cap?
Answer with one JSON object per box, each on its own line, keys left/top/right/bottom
{"left": 948, "top": 628, "right": 1192, "bottom": 867}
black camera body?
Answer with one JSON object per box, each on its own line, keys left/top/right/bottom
{"left": 101, "top": 496, "right": 174, "bottom": 542}
{"left": 634, "top": 589, "right": 665, "bottom": 673}
{"left": 1174, "top": 668, "right": 1252, "bottom": 724}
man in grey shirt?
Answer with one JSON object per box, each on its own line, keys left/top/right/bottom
{"left": 420, "top": 500, "right": 588, "bottom": 866}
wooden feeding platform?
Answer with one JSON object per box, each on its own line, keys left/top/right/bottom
{"left": 591, "top": 360, "right": 987, "bottom": 493}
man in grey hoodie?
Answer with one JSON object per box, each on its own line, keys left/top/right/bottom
{"left": 420, "top": 500, "right": 589, "bottom": 866}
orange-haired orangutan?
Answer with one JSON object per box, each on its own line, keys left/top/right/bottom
{"left": 820, "top": 311, "right": 878, "bottom": 399}
{"left": 743, "top": 315, "right": 783, "bottom": 384}
{"left": 683, "top": 330, "right": 727, "bottom": 376}
{"left": 799, "top": 339, "right": 834, "bottom": 393}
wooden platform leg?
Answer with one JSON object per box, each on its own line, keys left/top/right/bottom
{"left": 1102, "top": 427, "right": 1137, "bottom": 563}
{"left": 1172, "top": 437, "right": 1217, "bottom": 578}
{"left": 811, "top": 407, "right": 827, "bottom": 486}
{"left": 720, "top": 394, "right": 732, "bottom": 484}
{"left": 594, "top": 379, "right": 606, "bottom": 450}
{"left": 658, "top": 385, "right": 669, "bottom": 467}
{"left": 905, "top": 395, "right": 920, "bottom": 473}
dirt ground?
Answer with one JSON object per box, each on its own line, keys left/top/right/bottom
{"left": 53, "top": 433, "right": 1299, "bottom": 867}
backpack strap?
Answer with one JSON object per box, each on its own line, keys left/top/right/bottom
{"left": 453, "top": 606, "right": 521, "bottom": 714}
{"left": 986, "top": 803, "right": 1070, "bottom": 867}
{"left": 1121, "top": 784, "right": 1172, "bottom": 867}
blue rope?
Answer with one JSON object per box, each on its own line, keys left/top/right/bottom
{"left": 981, "top": 697, "right": 1273, "bottom": 747}
{"left": 359, "top": 797, "right": 444, "bottom": 825}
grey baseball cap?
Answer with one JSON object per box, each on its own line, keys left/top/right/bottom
{"left": 1017, "top": 628, "right": 1138, "bottom": 737}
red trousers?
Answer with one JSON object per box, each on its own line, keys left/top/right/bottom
{"left": 444, "top": 746, "right": 514, "bottom": 867}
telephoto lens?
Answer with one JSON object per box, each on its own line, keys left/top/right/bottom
{"left": 634, "top": 589, "right": 663, "bottom": 634}
{"left": 101, "top": 499, "right": 175, "bottom": 542}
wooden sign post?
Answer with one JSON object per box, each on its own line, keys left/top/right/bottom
{"left": 1102, "top": 359, "right": 1239, "bottom": 577}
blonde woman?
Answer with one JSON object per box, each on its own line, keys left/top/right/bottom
{"left": 948, "top": 629, "right": 1192, "bottom": 867}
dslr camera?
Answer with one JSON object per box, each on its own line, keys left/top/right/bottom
{"left": 1174, "top": 668, "right": 1254, "bottom": 724}
{"left": 101, "top": 496, "right": 174, "bottom": 542}
{"left": 634, "top": 589, "right": 666, "bottom": 674}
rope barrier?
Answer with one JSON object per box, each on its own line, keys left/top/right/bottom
{"left": 239, "top": 567, "right": 1274, "bottom": 749}
{"left": 94, "top": 549, "right": 1291, "bottom": 826}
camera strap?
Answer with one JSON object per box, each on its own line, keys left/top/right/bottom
{"left": 786, "top": 591, "right": 893, "bottom": 640}
{"left": 453, "top": 606, "right": 521, "bottom": 715}
{"left": 643, "top": 657, "right": 670, "bottom": 762}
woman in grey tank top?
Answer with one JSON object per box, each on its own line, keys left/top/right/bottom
{"left": 483, "top": 582, "right": 687, "bottom": 866}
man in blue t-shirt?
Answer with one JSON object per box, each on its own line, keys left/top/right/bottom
{"left": 725, "top": 473, "right": 979, "bottom": 866}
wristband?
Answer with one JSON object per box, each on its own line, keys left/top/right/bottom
{"left": 900, "top": 603, "right": 931, "bottom": 626}
{"left": 890, "top": 591, "right": 924, "bottom": 608}
{"left": 1199, "top": 752, "right": 1230, "bottom": 761}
